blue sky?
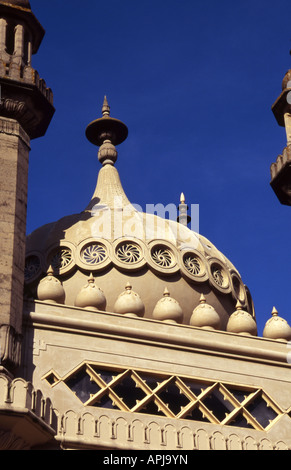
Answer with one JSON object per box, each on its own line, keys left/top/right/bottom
{"left": 27, "top": 0, "right": 291, "bottom": 335}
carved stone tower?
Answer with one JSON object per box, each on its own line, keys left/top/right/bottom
{"left": 270, "top": 67, "right": 291, "bottom": 204}
{"left": 0, "top": 0, "right": 54, "bottom": 375}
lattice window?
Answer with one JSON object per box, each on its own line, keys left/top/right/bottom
{"left": 43, "top": 363, "right": 282, "bottom": 431}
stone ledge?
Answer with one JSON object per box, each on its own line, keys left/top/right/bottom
{"left": 0, "top": 373, "right": 57, "bottom": 449}
{"left": 24, "top": 300, "right": 291, "bottom": 368}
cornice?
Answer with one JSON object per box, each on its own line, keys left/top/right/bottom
{"left": 23, "top": 300, "right": 291, "bottom": 368}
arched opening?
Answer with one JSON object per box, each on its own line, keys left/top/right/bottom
{"left": 5, "top": 22, "right": 15, "bottom": 55}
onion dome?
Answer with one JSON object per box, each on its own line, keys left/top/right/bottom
{"left": 37, "top": 266, "right": 65, "bottom": 304}
{"left": 152, "top": 288, "right": 183, "bottom": 324}
{"left": 263, "top": 307, "right": 291, "bottom": 342}
{"left": 74, "top": 273, "right": 106, "bottom": 311}
{"left": 226, "top": 301, "right": 257, "bottom": 336}
{"left": 190, "top": 294, "right": 221, "bottom": 330}
{"left": 113, "top": 282, "right": 145, "bottom": 317}
{"left": 25, "top": 98, "right": 255, "bottom": 330}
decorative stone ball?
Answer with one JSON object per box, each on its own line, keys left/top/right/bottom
{"left": 152, "top": 288, "right": 183, "bottom": 324}
{"left": 226, "top": 301, "right": 257, "bottom": 336}
{"left": 98, "top": 139, "right": 118, "bottom": 165}
{"left": 113, "top": 283, "right": 145, "bottom": 317}
{"left": 74, "top": 274, "right": 106, "bottom": 311}
{"left": 263, "top": 307, "right": 291, "bottom": 342}
{"left": 190, "top": 294, "right": 221, "bottom": 330}
{"left": 37, "top": 267, "right": 65, "bottom": 304}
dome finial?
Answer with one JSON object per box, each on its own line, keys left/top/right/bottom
{"left": 102, "top": 96, "right": 110, "bottom": 116}
{"left": 190, "top": 295, "right": 221, "bottom": 330}
{"left": 163, "top": 287, "right": 170, "bottom": 297}
{"left": 153, "top": 288, "right": 183, "bottom": 324}
{"left": 271, "top": 306, "right": 279, "bottom": 316}
{"left": 113, "top": 282, "right": 145, "bottom": 318}
{"left": 177, "top": 192, "right": 191, "bottom": 226}
{"left": 263, "top": 306, "right": 291, "bottom": 342}
{"left": 86, "top": 97, "right": 128, "bottom": 148}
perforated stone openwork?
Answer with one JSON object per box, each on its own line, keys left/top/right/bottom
{"left": 44, "top": 363, "right": 282, "bottom": 431}
{"left": 151, "top": 246, "right": 174, "bottom": 268}
{"left": 116, "top": 242, "right": 142, "bottom": 264}
{"left": 183, "top": 255, "right": 201, "bottom": 275}
{"left": 50, "top": 248, "right": 72, "bottom": 270}
{"left": 24, "top": 255, "right": 41, "bottom": 282}
{"left": 211, "top": 265, "right": 225, "bottom": 287}
{"left": 81, "top": 243, "right": 107, "bottom": 265}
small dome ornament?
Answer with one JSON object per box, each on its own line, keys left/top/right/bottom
{"left": 263, "top": 307, "right": 291, "bottom": 342}
{"left": 74, "top": 273, "right": 106, "bottom": 311}
{"left": 226, "top": 301, "right": 257, "bottom": 336}
{"left": 190, "top": 294, "right": 221, "bottom": 330}
{"left": 152, "top": 288, "right": 183, "bottom": 324}
{"left": 37, "top": 266, "right": 65, "bottom": 304}
{"left": 113, "top": 282, "right": 145, "bottom": 317}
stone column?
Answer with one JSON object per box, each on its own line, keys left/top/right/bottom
{"left": 14, "top": 24, "right": 24, "bottom": 61}
{"left": 284, "top": 113, "right": 291, "bottom": 146}
{"left": 0, "top": 116, "right": 30, "bottom": 373}
{"left": 0, "top": 18, "right": 7, "bottom": 55}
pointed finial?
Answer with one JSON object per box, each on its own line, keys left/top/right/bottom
{"left": 125, "top": 282, "right": 132, "bottom": 291}
{"left": 86, "top": 96, "right": 128, "bottom": 147}
{"left": 88, "top": 273, "right": 95, "bottom": 283}
{"left": 272, "top": 306, "right": 279, "bottom": 316}
{"left": 47, "top": 265, "right": 54, "bottom": 276}
{"left": 163, "top": 287, "right": 170, "bottom": 297}
{"left": 235, "top": 300, "right": 243, "bottom": 310}
{"left": 199, "top": 293, "right": 206, "bottom": 304}
{"left": 177, "top": 192, "right": 191, "bottom": 226}
{"left": 102, "top": 96, "right": 110, "bottom": 116}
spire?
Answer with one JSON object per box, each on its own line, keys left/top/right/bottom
{"left": 86, "top": 96, "right": 128, "bottom": 151}
{"left": 177, "top": 192, "right": 191, "bottom": 226}
{"left": 85, "top": 97, "right": 128, "bottom": 167}
{"left": 85, "top": 98, "right": 131, "bottom": 210}
{"left": 102, "top": 96, "right": 110, "bottom": 116}
{"left": 270, "top": 58, "right": 291, "bottom": 205}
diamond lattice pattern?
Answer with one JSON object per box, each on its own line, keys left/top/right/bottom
{"left": 45, "top": 363, "right": 282, "bottom": 431}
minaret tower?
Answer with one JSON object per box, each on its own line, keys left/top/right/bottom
{"left": 0, "top": 0, "right": 54, "bottom": 374}
{"left": 270, "top": 66, "right": 291, "bottom": 205}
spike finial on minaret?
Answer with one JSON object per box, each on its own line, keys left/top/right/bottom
{"left": 102, "top": 96, "right": 110, "bottom": 116}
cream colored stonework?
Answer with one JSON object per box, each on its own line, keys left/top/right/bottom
{"left": 1, "top": 0, "right": 291, "bottom": 452}
{"left": 19, "top": 299, "right": 291, "bottom": 450}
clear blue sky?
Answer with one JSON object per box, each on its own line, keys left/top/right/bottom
{"left": 27, "top": 0, "right": 291, "bottom": 335}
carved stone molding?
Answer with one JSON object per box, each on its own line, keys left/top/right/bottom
{"left": 0, "top": 115, "right": 30, "bottom": 146}
{"left": 58, "top": 409, "right": 290, "bottom": 450}
{"left": 0, "top": 430, "right": 29, "bottom": 450}
{"left": 0, "top": 324, "right": 22, "bottom": 371}
{"left": 0, "top": 101, "right": 35, "bottom": 145}
{"left": 0, "top": 77, "right": 54, "bottom": 139}
{"left": 0, "top": 373, "right": 58, "bottom": 449}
